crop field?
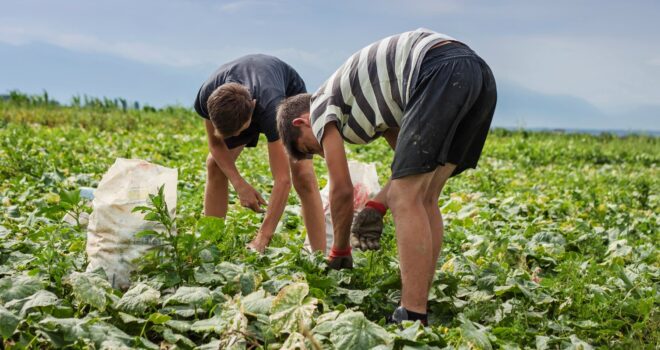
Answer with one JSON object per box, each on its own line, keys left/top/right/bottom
{"left": 0, "top": 96, "right": 658, "bottom": 349}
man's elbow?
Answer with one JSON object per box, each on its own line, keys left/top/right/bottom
{"left": 331, "top": 184, "right": 353, "bottom": 203}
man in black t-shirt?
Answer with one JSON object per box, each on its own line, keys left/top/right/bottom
{"left": 194, "top": 54, "right": 325, "bottom": 253}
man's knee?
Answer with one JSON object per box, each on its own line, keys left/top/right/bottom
{"left": 292, "top": 171, "right": 317, "bottom": 194}
{"left": 423, "top": 191, "right": 441, "bottom": 209}
{"left": 387, "top": 181, "right": 422, "bottom": 211}
{"left": 206, "top": 154, "right": 224, "bottom": 179}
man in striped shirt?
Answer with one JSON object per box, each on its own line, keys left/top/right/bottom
{"left": 277, "top": 29, "right": 497, "bottom": 324}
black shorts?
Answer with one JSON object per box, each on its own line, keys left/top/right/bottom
{"left": 391, "top": 42, "right": 497, "bottom": 179}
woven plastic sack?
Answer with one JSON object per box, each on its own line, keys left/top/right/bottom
{"left": 305, "top": 160, "right": 381, "bottom": 254}
{"left": 85, "top": 158, "right": 177, "bottom": 289}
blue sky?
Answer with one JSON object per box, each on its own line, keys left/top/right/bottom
{"left": 1, "top": 0, "right": 659, "bottom": 130}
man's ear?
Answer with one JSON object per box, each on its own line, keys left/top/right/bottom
{"left": 292, "top": 115, "right": 310, "bottom": 127}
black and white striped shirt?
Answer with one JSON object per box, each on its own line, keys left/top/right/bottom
{"left": 310, "top": 29, "right": 456, "bottom": 145}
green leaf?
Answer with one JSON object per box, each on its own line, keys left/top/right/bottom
{"left": 536, "top": 335, "right": 551, "bottom": 350}
{"left": 147, "top": 312, "right": 171, "bottom": 325}
{"left": 115, "top": 283, "right": 160, "bottom": 314}
{"left": 243, "top": 289, "right": 274, "bottom": 316}
{"left": 65, "top": 271, "right": 111, "bottom": 311}
{"left": 20, "top": 290, "right": 59, "bottom": 316}
{"left": 281, "top": 332, "right": 308, "bottom": 349}
{"left": 459, "top": 314, "right": 492, "bottom": 350}
{"left": 38, "top": 316, "right": 89, "bottom": 346}
{"left": 329, "top": 310, "right": 392, "bottom": 349}
{"left": 0, "top": 306, "right": 20, "bottom": 339}
{"left": 162, "top": 328, "right": 196, "bottom": 348}
{"left": 0, "top": 275, "right": 42, "bottom": 303}
{"left": 335, "top": 287, "right": 371, "bottom": 304}
{"left": 190, "top": 295, "right": 248, "bottom": 338}
{"left": 311, "top": 310, "right": 340, "bottom": 335}
{"left": 270, "top": 282, "right": 318, "bottom": 334}
{"left": 164, "top": 286, "right": 212, "bottom": 307}
{"left": 563, "top": 335, "right": 594, "bottom": 350}
{"left": 118, "top": 312, "right": 146, "bottom": 324}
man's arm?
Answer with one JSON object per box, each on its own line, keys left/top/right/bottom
{"left": 290, "top": 158, "right": 326, "bottom": 253}
{"left": 248, "top": 140, "right": 292, "bottom": 251}
{"left": 205, "top": 120, "right": 266, "bottom": 212}
{"left": 322, "top": 123, "right": 353, "bottom": 250}
{"left": 350, "top": 127, "right": 399, "bottom": 250}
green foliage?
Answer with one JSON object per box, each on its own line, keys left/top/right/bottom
{"left": 0, "top": 99, "right": 658, "bottom": 348}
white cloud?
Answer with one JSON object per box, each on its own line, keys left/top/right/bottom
{"left": 0, "top": 24, "right": 336, "bottom": 74}
{"left": 0, "top": 25, "right": 201, "bottom": 67}
{"left": 375, "top": 0, "right": 463, "bottom": 15}
{"left": 216, "top": 0, "right": 278, "bottom": 13}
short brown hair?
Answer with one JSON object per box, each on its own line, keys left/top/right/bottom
{"left": 277, "top": 93, "right": 311, "bottom": 160}
{"left": 207, "top": 83, "right": 253, "bottom": 137}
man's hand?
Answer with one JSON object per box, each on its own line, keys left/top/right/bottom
{"left": 351, "top": 204, "right": 385, "bottom": 250}
{"left": 235, "top": 182, "right": 267, "bottom": 213}
{"left": 327, "top": 246, "right": 353, "bottom": 270}
{"left": 247, "top": 230, "right": 273, "bottom": 253}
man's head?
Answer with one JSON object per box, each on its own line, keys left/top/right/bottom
{"left": 207, "top": 82, "right": 255, "bottom": 137}
{"left": 277, "top": 93, "right": 323, "bottom": 160}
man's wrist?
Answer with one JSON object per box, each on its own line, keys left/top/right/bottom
{"left": 329, "top": 245, "right": 352, "bottom": 258}
{"left": 365, "top": 200, "right": 387, "bottom": 216}
{"left": 231, "top": 177, "right": 248, "bottom": 191}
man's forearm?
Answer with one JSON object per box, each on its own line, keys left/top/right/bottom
{"left": 330, "top": 187, "right": 353, "bottom": 249}
{"left": 258, "top": 179, "right": 290, "bottom": 236}
{"left": 298, "top": 186, "right": 326, "bottom": 252}
{"left": 209, "top": 146, "right": 246, "bottom": 189}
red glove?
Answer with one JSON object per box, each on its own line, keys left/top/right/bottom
{"left": 327, "top": 246, "right": 353, "bottom": 270}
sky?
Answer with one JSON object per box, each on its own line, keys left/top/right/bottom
{"left": 1, "top": 0, "right": 659, "bottom": 131}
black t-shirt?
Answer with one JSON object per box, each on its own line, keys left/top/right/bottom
{"left": 194, "top": 54, "right": 307, "bottom": 143}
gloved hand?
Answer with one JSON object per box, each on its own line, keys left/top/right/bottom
{"left": 327, "top": 246, "right": 353, "bottom": 270}
{"left": 350, "top": 201, "right": 386, "bottom": 250}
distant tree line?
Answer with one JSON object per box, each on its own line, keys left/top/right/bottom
{"left": 0, "top": 90, "right": 169, "bottom": 112}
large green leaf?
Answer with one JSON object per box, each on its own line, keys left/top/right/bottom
{"left": 115, "top": 283, "right": 160, "bottom": 314}
{"left": 243, "top": 289, "right": 273, "bottom": 316}
{"left": 281, "top": 332, "right": 308, "bottom": 349}
{"left": 164, "top": 286, "right": 212, "bottom": 307}
{"left": 38, "top": 317, "right": 89, "bottom": 346}
{"left": 191, "top": 295, "right": 247, "bottom": 337}
{"left": 20, "top": 290, "right": 59, "bottom": 316}
{"left": 335, "top": 287, "right": 371, "bottom": 304}
{"left": 329, "top": 311, "right": 392, "bottom": 349}
{"left": 0, "top": 306, "right": 20, "bottom": 339}
{"left": 269, "top": 282, "right": 318, "bottom": 334}
{"left": 65, "top": 271, "right": 112, "bottom": 311}
{"left": 0, "top": 275, "right": 42, "bottom": 303}
{"left": 458, "top": 315, "right": 492, "bottom": 350}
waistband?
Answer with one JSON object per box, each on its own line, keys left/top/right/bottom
{"left": 423, "top": 41, "right": 478, "bottom": 62}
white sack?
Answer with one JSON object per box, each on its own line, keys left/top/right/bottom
{"left": 305, "top": 160, "right": 381, "bottom": 254}
{"left": 85, "top": 158, "right": 177, "bottom": 289}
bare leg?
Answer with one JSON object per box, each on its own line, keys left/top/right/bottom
{"left": 423, "top": 164, "right": 456, "bottom": 287}
{"left": 369, "top": 128, "right": 399, "bottom": 209}
{"left": 387, "top": 171, "right": 435, "bottom": 314}
{"left": 204, "top": 147, "right": 244, "bottom": 217}
{"left": 290, "top": 158, "right": 326, "bottom": 253}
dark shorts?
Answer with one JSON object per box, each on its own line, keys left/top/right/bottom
{"left": 391, "top": 42, "right": 497, "bottom": 179}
